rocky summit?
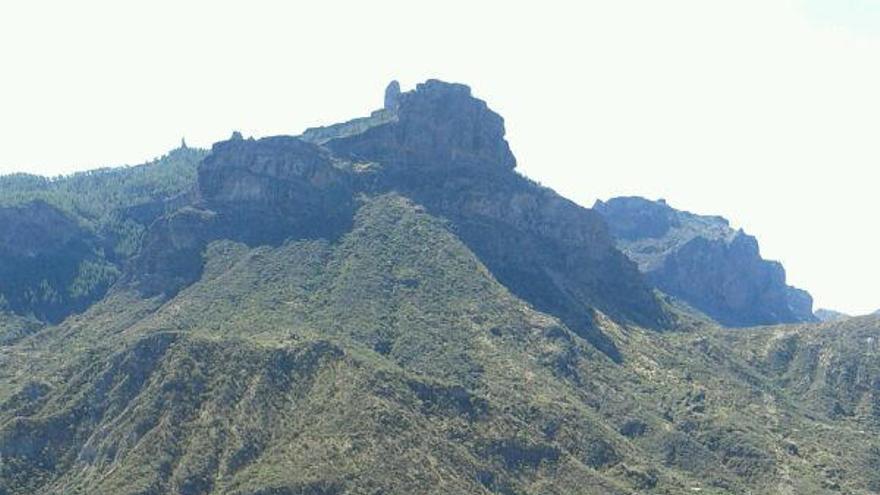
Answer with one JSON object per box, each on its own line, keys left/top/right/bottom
{"left": 595, "top": 196, "right": 816, "bottom": 327}
{"left": 1, "top": 81, "right": 878, "bottom": 495}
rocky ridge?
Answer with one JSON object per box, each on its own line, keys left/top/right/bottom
{"left": 595, "top": 196, "right": 815, "bottom": 327}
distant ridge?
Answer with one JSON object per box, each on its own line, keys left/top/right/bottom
{"left": 814, "top": 308, "right": 851, "bottom": 322}
{"left": 595, "top": 196, "right": 816, "bottom": 327}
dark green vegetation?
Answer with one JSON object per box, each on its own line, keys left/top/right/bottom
{"left": 1, "top": 81, "right": 877, "bottom": 494}
{"left": 0, "top": 147, "right": 205, "bottom": 322}
{"left": 595, "top": 197, "right": 816, "bottom": 327}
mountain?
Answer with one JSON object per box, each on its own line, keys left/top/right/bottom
{"left": 1, "top": 80, "right": 878, "bottom": 494}
{"left": 130, "top": 81, "right": 665, "bottom": 362}
{"left": 594, "top": 197, "right": 816, "bottom": 327}
{"left": 814, "top": 309, "right": 851, "bottom": 322}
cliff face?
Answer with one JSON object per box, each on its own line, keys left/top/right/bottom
{"left": 133, "top": 135, "right": 356, "bottom": 297}
{"left": 595, "top": 196, "right": 816, "bottom": 327}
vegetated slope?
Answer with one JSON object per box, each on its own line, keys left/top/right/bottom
{"left": 0, "top": 311, "right": 41, "bottom": 346}
{"left": 0, "top": 146, "right": 204, "bottom": 234}
{"left": 594, "top": 197, "right": 815, "bottom": 327}
{"left": 3, "top": 195, "right": 879, "bottom": 494}
{"left": 0, "top": 147, "right": 204, "bottom": 323}
{"left": 4, "top": 194, "right": 880, "bottom": 494}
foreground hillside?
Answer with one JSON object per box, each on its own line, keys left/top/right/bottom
{"left": 4, "top": 194, "right": 879, "bottom": 494}
{"left": 1, "top": 81, "right": 877, "bottom": 494}
{"left": 3, "top": 221, "right": 878, "bottom": 494}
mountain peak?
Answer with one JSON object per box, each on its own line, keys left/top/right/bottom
{"left": 317, "top": 79, "right": 516, "bottom": 171}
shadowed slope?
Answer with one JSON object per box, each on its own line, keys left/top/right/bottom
{"left": 3, "top": 195, "right": 880, "bottom": 494}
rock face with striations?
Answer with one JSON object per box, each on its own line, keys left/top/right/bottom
{"left": 132, "top": 80, "right": 666, "bottom": 360}
{"left": 595, "top": 196, "right": 816, "bottom": 327}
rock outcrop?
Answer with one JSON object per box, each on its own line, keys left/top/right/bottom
{"left": 595, "top": 196, "right": 816, "bottom": 327}
{"left": 133, "top": 135, "right": 356, "bottom": 297}
{"left": 328, "top": 79, "right": 516, "bottom": 171}
{"left": 383, "top": 80, "right": 401, "bottom": 110}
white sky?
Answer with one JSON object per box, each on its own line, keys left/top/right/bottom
{"left": 1, "top": 0, "right": 878, "bottom": 315}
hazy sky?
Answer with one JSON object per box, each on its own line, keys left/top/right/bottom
{"left": 1, "top": 1, "right": 878, "bottom": 314}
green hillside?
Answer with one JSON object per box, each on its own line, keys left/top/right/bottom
{"left": 2, "top": 194, "right": 879, "bottom": 494}
{"left": 0, "top": 81, "right": 876, "bottom": 494}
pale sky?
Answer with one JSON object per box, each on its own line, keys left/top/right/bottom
{"left": 1, "top": 1, "right": 878, "bottom": 315}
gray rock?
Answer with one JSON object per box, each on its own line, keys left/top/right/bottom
{"left": 595, "top": 196, "right": 816, "bottom": 327}
{"left": 328, "top": 79, "right": 516, "bottom": 171}
{"left": 384, "top": 80, "right": 401, "bottom": 110}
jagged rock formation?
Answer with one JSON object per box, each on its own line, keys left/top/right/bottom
{"left": 595, "top": 196, "right": 816, "bottom": 327}
{"left": 0, "top": 311, "right": 42, "bottom": 345}
{"left": 325, "top": 80, "right": 665, "bottom": 352}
